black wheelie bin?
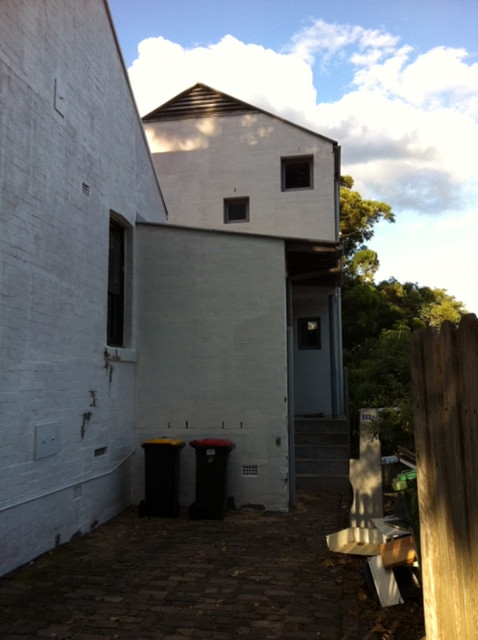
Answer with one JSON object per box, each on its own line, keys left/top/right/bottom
{"left": 139, "top": 438, "right": 185, "bottom": 517}
{"left": 188, "top": 438, "right": 234, "bottom": 520}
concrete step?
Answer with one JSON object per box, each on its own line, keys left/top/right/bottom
{"left": 295, "top": 444, "right": 349, "bottom": 460}
{"left": 294, "top": 418, "right": 350, "bottom": 494}
{"left": 295, "top": 458, "right": 349, "bottom": 476}
{"left": 295, "top": 418, "right": 348, "bottom": 434}
{"left": 295, "top": 432, "right": 349, "bottom": 447}
{"left": 295, "top": 475, "right": 352, "bottom": 496}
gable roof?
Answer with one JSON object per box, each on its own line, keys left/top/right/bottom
{"left": 142, "top": 83, "right": 259, "bottom": 121}
{"left": 142, "top": 83, "right": 338, "bottom": 146}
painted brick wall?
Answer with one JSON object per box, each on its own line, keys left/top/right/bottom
{"left": 144, "top": 112, "right": 338, "bottom": 242}
{"left": 134, "top": 225, "right": 290, "bottom": 511}
{"left": 0, "top": 0, "right": 166, "bottom": 575}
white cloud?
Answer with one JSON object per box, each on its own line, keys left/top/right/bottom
{"left": 128, "top": 34, "right": 316, "bottom": 119}
{"left": 128, "top": 23, "right": 478, "bottom": 214}
{"left": 126, "top": 20, "right": 478, "bottom": 310}
{"left": 355, "top": 45, "right": 478, "bottom": 111}
{"left": 286, "top": 19, "right": 399, "bottom": 67}
{"left": 370, "top": 207, "right": 478, "bottom": 313}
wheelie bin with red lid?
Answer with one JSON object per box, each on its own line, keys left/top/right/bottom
{"left": 188, "top": 438, "right": 234, "bottom": 520}
{"left": 139, "top": 438, "right": 185, "bottom": 517}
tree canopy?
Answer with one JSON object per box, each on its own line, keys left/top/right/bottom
{"left": 340, "top": 176, "right": 467, "bottom": 452}
{"left": 340, "top": 175, "right": 394, "bottom": 280}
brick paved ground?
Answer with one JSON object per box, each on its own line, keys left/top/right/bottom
{"left": 0, "top": 489, "right": 424, "bottom": 640}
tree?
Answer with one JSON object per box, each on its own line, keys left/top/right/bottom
{"left": 347, "top": 248, "right": 380, "bottom": 283}
{"left": 339, "top": 175, "right": 394, "bottom": 279}
{"left": 419, "top": 288, "right": 465, "bottom": 327}
{"left": 346, "top": 326, "right": 414, "bottom": 452}
{"left": 340, "top": 178, "right": 467, "bottom": 453}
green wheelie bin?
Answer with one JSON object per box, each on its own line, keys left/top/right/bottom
{"left": 392, "top": 469, "right": 420, "bottom": 563}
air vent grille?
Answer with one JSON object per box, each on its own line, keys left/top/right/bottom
{"left": 242, "top": 465, "right": 259, "bottom": 477}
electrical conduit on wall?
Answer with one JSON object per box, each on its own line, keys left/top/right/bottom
{"left": 0, "top": 450, "right": 135, "bottom": 514}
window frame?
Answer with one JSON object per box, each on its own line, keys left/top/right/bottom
{"left": 107, "top": 213, "right": 133, "bottom": 348}
{"left": 281, "top": 155, "right": 314, "bottom": 191}
{"left": 107, "top": 219, "right": 125, "bottom": 347}
{"left": 297, "top": 317, "right": 321, "bottom": 350}
{"left": 224, "top": 197, "right": 250, "bottom": 224}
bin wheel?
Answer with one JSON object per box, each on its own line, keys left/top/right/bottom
{"left": 188, "top": 502, "right": 201, "bottom": 520}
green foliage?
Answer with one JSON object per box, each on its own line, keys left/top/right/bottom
{"left": 340, "top": 175, "right": 394, "bottom": 276}
{"left": 340, "top": 178, "right": 467, "bottom": 453}
{"left": 348, "top": 248, "right": 380, "bottom": 283}
{"left": 346, "top": 326, "right": 415, "bottom": 452}
{"left": 419, "top": 288, "right": 466, "bottom": 327}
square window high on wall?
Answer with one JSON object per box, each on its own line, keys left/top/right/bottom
{"left": 281, "top": 155, "right": 313, "bottom": 190}
{"left": 224, "top": 197, "right": 249, "bottom": 223}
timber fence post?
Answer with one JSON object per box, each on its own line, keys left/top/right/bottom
{"left": 411, "top": 314, "right": 478, "bottom": 639}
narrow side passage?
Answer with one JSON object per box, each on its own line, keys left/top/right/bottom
{"left": 0, "top": 489, "right": 424, "bottom": 639}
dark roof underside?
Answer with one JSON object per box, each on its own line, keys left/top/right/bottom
{"left": 286, "top": 241, "right": 342, "bottom": 287}
{"left": 142, "top": 83, "right": 259, "bottom": 122}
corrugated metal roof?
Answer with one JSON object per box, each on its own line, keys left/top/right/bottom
{"left": 142, "top": 83, "right": 259, "bottom": 121}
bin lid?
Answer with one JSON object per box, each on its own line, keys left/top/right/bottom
{"left": 392, "top": 469, "right": 417, "bottom": 491}
{"left": 399, "top": 470, "right": 417, "bottom": 481}
{"left": 189, "top": 438, "right": 234, "bottom": 450}
{"left": 142, "top": 438, "right": 185, "bottom": 447}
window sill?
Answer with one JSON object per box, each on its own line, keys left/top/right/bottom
{"left": 104, "top": 345, "right": 138, "bottom": 363}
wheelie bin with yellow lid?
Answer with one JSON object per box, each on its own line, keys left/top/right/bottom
{"left": 139, "top": 438, "right": 185, "bottom": 517}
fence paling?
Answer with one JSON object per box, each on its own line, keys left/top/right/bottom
{"left": 412, "top": 314, "right": 478, "bottom": 640}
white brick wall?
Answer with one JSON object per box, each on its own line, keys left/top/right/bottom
{"left": 0, "top": 0, "right": 166, "bottom": 576}
{"left": 145, "top": 112, "right": 338, "bottom": 242}
{"left": 134, "top": 225, "right": 290, "bottom": 511}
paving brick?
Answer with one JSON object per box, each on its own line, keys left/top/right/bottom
{"left": 0, "top": 488, "right": 423, "bottom": 639}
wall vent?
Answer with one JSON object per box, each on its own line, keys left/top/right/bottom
{"left": 73, "top": 484, "right": 82, "bottom": 500}
{"left": 94, "top": 447, "right": 107, "bottom": 457}
{"left": 242, "top": 465, "right": 259, "bottom": 477}
{"left": 81, "top": 182, "right": 90, "bottom": 197}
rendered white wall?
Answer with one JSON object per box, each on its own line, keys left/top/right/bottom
{"left": 0, "top": 0, "right": 166, "bottom": 576}
{"left": 134, "top": 225, "right": 290, "bottom": 511}
{"left": 145, "top": 113, "right": 337, "bottom": 242}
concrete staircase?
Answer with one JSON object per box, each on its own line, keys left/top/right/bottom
{"left": 294, "top": 417, "right": 351, "bottom": 495}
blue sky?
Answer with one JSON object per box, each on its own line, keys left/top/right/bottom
{"left": 109, "top": 0, "right": 478, "bottom": 313}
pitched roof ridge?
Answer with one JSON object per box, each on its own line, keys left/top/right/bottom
{"left": 142, "top": 82, "right": 338, "bottom": 146}
{"left": 142, "top": 82, "right": 259, "bottom": 121}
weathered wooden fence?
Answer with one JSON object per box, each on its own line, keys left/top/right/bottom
{"left": 412, "top": 313, "right": 478, "bottom": 639}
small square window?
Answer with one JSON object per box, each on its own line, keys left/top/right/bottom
{"left": 224, "top": 197, "right": 249, "bottom": 223}
{"left": 298, "top": 318, "right": 321, "bottom": 349}
{"left": 281, "top": 156, "right": 313, "bottom": 190}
